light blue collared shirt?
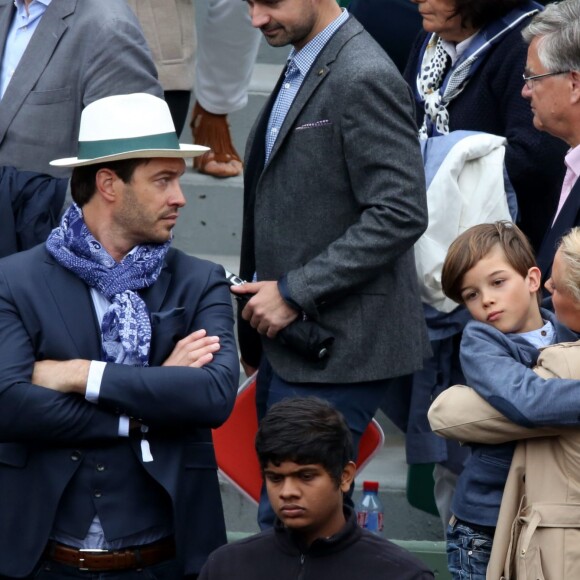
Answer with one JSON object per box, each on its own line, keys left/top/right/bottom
{"left": 0, "top": 0, "right": 52, "bottom": 99}
{"left": 265, "top": 8, "right": 349, "bottom": 162}
{"left": 519, "top": 320, "right": 555, "bottom": 350}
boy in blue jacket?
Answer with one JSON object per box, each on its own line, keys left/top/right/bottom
{"left": 438, "top": 221, "right": 577, "bottom": 580}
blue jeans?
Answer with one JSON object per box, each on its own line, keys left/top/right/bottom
{"left": 255, "top": 357, "right": 393, "bottom": 529}
{"left": 446, "top": 516, "right": 493, "bottom": 580}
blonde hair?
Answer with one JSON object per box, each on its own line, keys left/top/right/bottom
{"left": 557, "top": 227, "right": 580, "bottom": 303}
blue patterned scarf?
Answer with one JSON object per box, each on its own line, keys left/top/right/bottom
{"left": 46, "top": 203, "right": 170, "bottom": 366}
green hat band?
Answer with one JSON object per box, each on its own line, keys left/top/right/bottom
{"left": 78, "top": 132, "right": 180, "bottom": 159}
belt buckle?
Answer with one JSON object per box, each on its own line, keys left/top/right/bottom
{"left": 78, "top": 549, "right": 108, "bottom": 572}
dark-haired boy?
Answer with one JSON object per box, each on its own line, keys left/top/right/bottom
{"left": 435, "top": 221, "right": 577, "bottom": 580}
{"left": 199, "top": 397, "right": 434, "bottom": 580}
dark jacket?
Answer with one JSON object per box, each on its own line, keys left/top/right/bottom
{"left": 348, "top": 0, "right": 422, "bottom": 73}
{"left": 199, "top": 507, "right": 434, "bottom": 580}
{"left": 537, "top": 178, "right": 580, "bottom": 281}
{"left": 0, "top": 166, "right": 66, "bottom": 258}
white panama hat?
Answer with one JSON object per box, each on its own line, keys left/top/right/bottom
{"left": 50, "top": 93, "right": 209, "bottom": 168}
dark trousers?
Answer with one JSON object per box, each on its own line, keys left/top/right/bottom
{"left": 164, "top": 91, "right": 192, "bottom": 138}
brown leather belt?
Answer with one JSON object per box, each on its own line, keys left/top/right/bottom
{"left": 43, "top": 537, "right": 176, "bottom": 571}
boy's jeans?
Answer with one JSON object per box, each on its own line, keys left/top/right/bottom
{"left": 446, "top": 515, "right": 493, "bottom": 580}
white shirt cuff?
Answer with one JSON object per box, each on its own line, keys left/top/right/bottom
{"left": 118, "top": 415, "right": 130, "bottom": 437}
{"left": 86, "top": 360, "right": 106, "bottom": 403}
{"left": 86, "top": 361, "right": 129, "bottom": 437}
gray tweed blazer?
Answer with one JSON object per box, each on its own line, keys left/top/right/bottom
{"left": 240, "top": 16, "right": 430, "bottom": 383}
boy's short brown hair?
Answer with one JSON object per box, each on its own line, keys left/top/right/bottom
{"left": 442, "top": 221, "right": 537, "bottom": 304}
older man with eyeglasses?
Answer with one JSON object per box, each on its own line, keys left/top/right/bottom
{"left": 521, "top": 0, "right": 580, "bottom": 283}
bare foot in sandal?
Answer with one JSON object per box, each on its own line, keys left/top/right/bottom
{"left": 199, "top": 151, "right": 243, "bottom": 178}
{"left": 190, "top": 102, "right": 243, "bottom": 178}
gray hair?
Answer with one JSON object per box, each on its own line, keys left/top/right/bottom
{"left": 558, "top": 227, "right": 580, "bottom": 303}
{"left": 522, "top": 0, "right": 580, "bottom": 72}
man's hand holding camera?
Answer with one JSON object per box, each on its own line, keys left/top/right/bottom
{"left": 230, "top": 280, "right": 299, "bottom": 338}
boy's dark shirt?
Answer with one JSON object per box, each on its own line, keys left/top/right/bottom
{"left": 199, "top": 507, "right": 434, "bottom": 580}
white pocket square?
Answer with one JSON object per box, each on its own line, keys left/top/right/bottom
{"left": 295, "top": 119, "right": 332, "bottom": 131}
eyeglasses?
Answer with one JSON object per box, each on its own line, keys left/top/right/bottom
{"left": 522, "top": 70, "right": 570, "bottom": 89}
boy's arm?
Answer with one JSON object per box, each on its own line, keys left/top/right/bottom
{"left": 458, "top": 326, "right": 580, "bottom": 427}
{"left": 429, "top": 342, "right": 580, "bottom": 442}
{"left": 428, "top": 385, "right": 561, "bottom": 443}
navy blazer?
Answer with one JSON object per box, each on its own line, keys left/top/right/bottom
{"left": 0, "top": 166, "right": 67, "bottom": 258}
{"left": 537, "top": 178, "right": 580, "bottom": 280}
{"left": 0, "top": 245, "right": 239, "bottom": 577}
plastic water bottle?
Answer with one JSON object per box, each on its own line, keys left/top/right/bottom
{"left": 355, "top": 480, "right": 384, "bottom": 534}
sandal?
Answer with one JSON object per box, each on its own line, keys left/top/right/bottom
{"left": 190, "top": 102, "right": 243, "bottom": 178}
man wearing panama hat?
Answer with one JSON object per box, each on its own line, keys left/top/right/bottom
{"left": 0, "top": 93, "right": 239, "bottom": 579}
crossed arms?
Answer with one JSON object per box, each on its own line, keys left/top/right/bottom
{"left": 0, "top": 257, "right": 239, "bottom": 445}
{"left": 428, "top": 340, "right": 580, "bottom": 444}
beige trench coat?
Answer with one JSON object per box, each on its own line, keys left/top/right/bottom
{"left": 127, "top": 0, "right": 195, "bottom": 91}
{"left": 428, "top": 342, "right": 580, "bottom": 580}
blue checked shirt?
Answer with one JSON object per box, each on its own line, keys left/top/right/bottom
{"left": 264, "top": 8, "right": 349, "bottom": 163}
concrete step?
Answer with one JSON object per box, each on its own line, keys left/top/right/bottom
{"left": 177, "top": 62, "right": 284, "bottom": 157}
{"left": 172, "top": 172, "right": 243, "bottom": 258}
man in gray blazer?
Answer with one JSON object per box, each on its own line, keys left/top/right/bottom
{"left": 233, "top": 0, "right": 431, "bottom": 525}
{"left": 0, "top": 0, "right": 162, "bottom": 177}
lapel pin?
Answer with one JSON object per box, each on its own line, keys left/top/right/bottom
{"left": 318, "top": 69, "right": 325, "bottom": 76}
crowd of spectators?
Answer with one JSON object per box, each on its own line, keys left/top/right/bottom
{"left": 0, "top": 0, "right": 579, "bottom": 579}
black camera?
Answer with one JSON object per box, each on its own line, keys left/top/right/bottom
{"left": 225, "top": 270, "right": 334, "bottom": 361}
